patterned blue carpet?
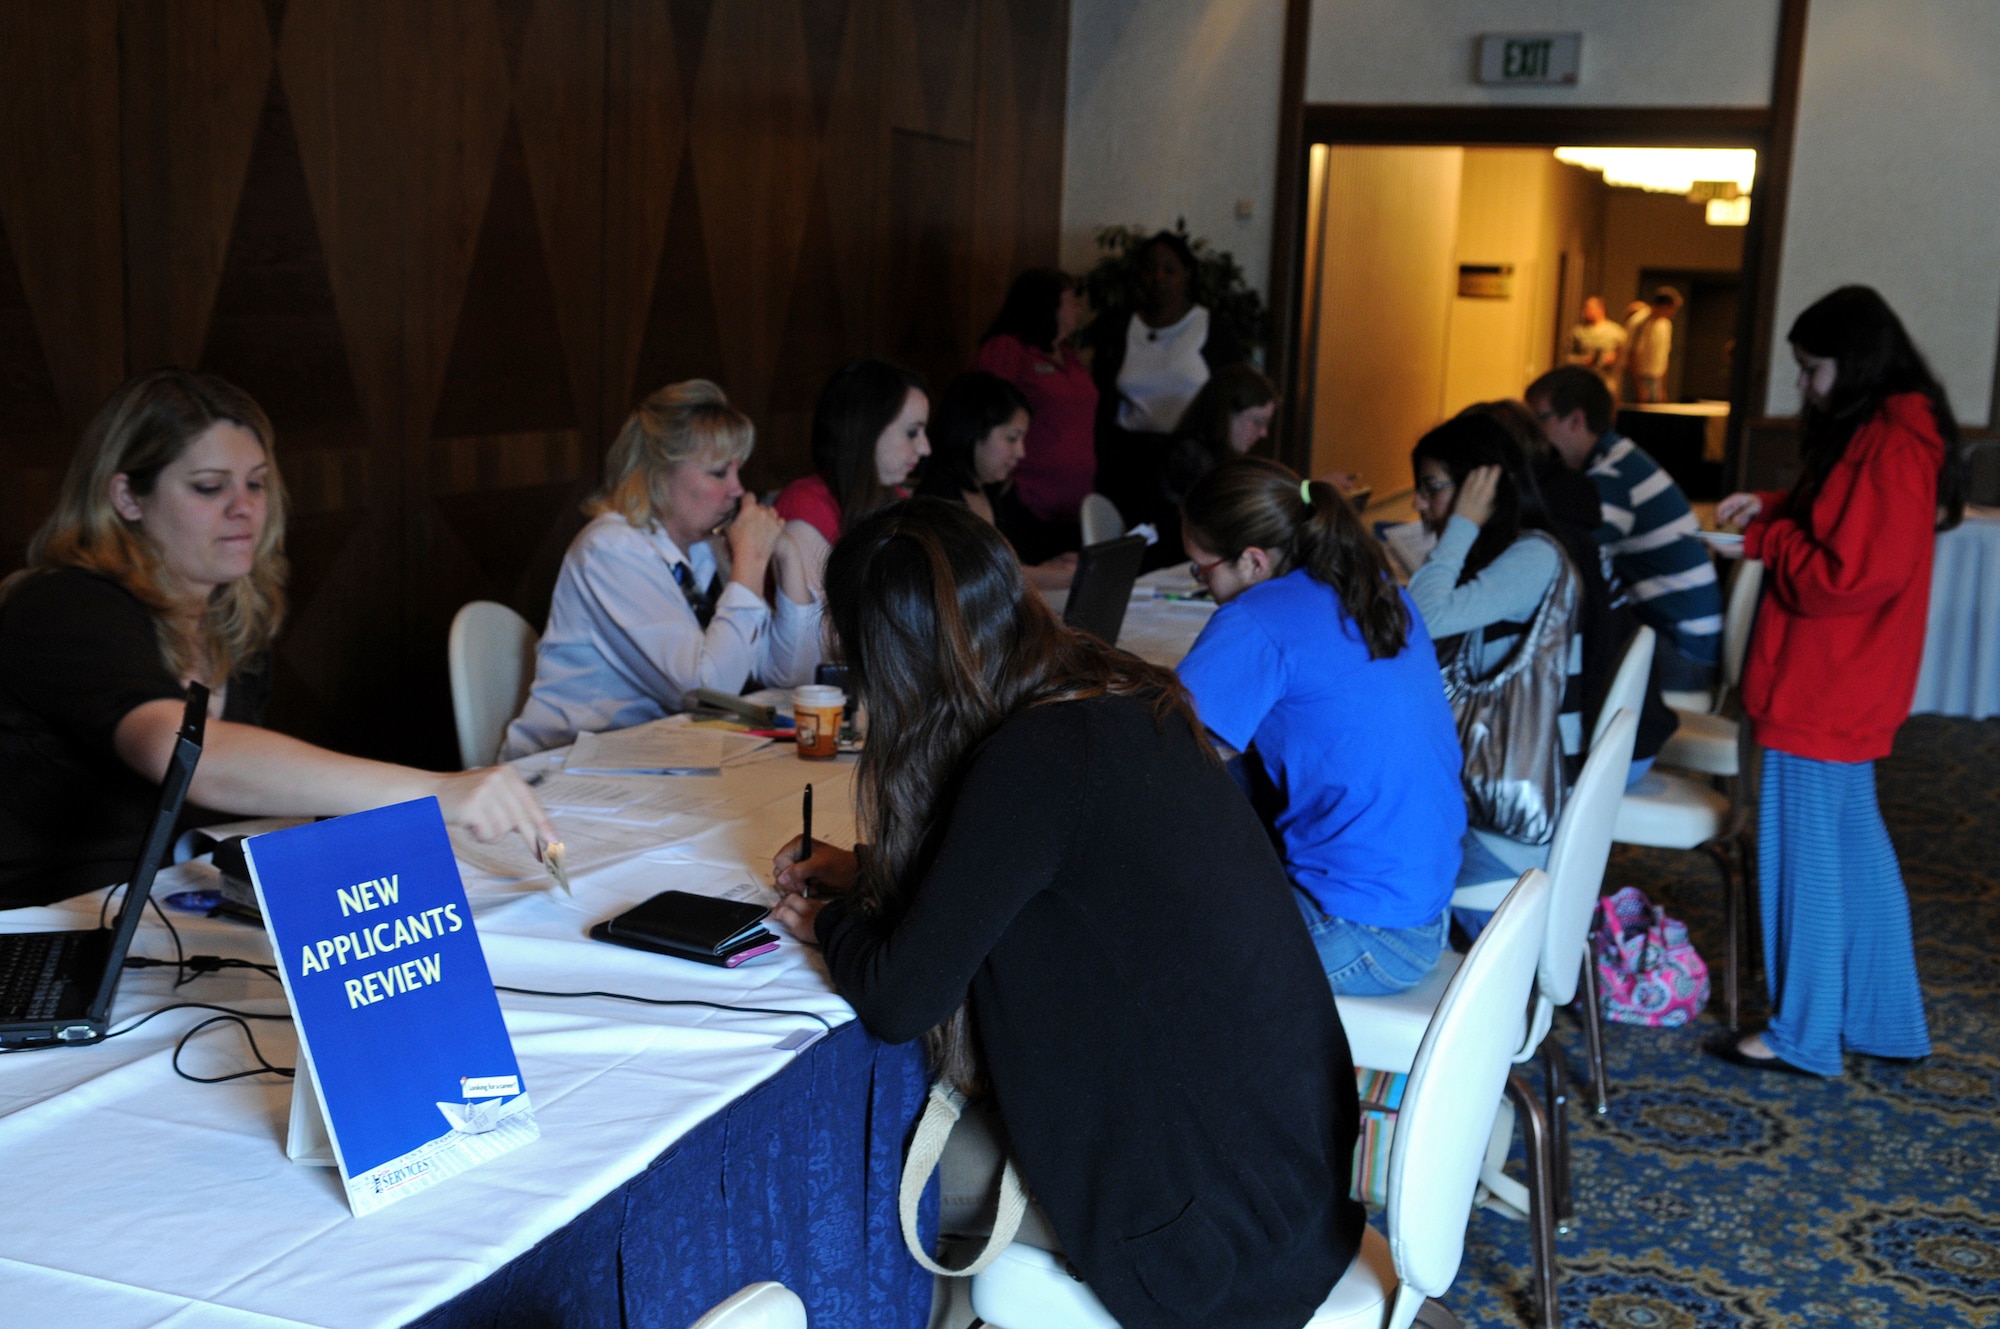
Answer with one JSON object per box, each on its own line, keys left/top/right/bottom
{"left": 1442, "top": 716, "right": 2000, "bottom": 1328}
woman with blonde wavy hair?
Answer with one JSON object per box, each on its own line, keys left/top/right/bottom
{"left": 0, "top": 368, "right": 553, "bottom": 910}
{"left": 503, "top": 378, "right": 821, "bottom": 756}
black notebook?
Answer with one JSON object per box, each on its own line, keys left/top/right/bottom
{"left": 589, "top": 890, "right": 779, "bottom": 968}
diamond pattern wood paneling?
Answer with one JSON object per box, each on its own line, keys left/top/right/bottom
{"left": 0, "top": 0, "right": 1066, "bottom": 765}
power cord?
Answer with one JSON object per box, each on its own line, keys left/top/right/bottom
{"left": 493, "top": 984, "right": 836, "bottom": 1032}
{"left": 124, "top": 954, "right": 283, "bottom": 982}
{"left": 170, "top": 1014, "right": 295, "bottom": 1082}
{"left": 0, "top": 1001, "right": 295, "bottom": 1084}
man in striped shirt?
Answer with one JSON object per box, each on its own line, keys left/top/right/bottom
{"left": 1527, "top": 366, "right": 1723, "bottom": 691}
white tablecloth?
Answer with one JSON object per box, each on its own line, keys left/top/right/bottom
{"left": 0, "top": 745, "right": 859, "bottom": 1328}
{"left": 1913, "top": 513, "right": 2000, "bottom": 719}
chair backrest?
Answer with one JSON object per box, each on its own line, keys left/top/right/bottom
{"left": 1535, "top": 708, "right": 1636, "bottom": 1016}
{"left": 688, "top": 1282, "right": 808, "bottom": 1329}
{"left": 1719, "top": 559, "right": 1764, "bottom": 693}
{"left": 448, "top": 600, "right": 539, "bottom": 769}
{"left": 1967, "top": 438, "right": 2000, "bottom": 506}
{"left": 1078, "top": 492, "right": 1124, "bottom": 547}
{"left": 1589, "top": 624, "right": 1655, "bottom": 750}
{"left": 1385, "top": 868, "right": 1551, "bottom": 1304}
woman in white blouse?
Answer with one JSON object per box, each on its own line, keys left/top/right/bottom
{"left": 503, "top": 381, "right": 822, "bottom": 756}
{"left": 1090, "top": 231, "right": 1246, "bottom": 540}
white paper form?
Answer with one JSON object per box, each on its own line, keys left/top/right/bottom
{"left": 450, "top": 815, "right": 704, "bottom": 885}
{"left": 565, "top": 720, "right": 771, "bottom": 774}
{"left": 531, "top": 773, "right": 660, "bottom": 814}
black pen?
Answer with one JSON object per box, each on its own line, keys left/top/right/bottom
{"left": 798, "top": 784, "right": 813, "bottom": 897}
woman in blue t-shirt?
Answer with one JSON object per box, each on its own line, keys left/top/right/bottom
{"left": 1177, "top": 458, "right": 1465, "bottom": 995}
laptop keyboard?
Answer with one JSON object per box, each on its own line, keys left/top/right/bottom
{"left": 0, "top": 932, "right": 79, "bottom": 1022}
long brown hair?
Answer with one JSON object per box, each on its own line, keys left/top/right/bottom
{"left": 824, "top": 498, "right": 1197, "bottom": 1091}
{"left": 11, "top": 368, "right": 287, "bottom": 682}
{"left": 1181, "top": 457, "right": 1410, "bottom": 660}
{"left": 1788, "top": 285, "right": 1965, "bottom": 533}
{"left": 810, "top": 358, "right": 927, "bottom": 533}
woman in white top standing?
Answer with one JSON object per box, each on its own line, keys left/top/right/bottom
{"left": 503, "top": 381, "right": 821, "bottom": 756}
{"left": 1090, "top": 231, "right": 1244, "bottom": 537}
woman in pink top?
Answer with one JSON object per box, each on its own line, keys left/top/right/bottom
{"left": 974, "top": 270, "right": 1097, "bottom": 534}
{"left": 774, "top": 358, "right": 930, "bottom": 546}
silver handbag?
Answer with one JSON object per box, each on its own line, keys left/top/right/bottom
{"left": 1441, "top": 532, "right": 1580, "bottom": 846}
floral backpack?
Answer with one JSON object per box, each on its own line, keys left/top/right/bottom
{"left": 1593, "top": 886, "right": 1710, "bottom": 1026}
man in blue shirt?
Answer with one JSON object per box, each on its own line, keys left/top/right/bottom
{"left": 1527, "top": 366, "right": 1723, "bottom": 692}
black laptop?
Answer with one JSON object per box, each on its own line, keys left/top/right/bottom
{"left": 1062, "top": 534, "right": 1150, "bottom": 646}
{"left": 0, "top": 685, "right": 206, "bottom": 1047}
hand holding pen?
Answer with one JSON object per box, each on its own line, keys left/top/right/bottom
{"left": 772, "top": 785, "right": 858, "bottom": 898}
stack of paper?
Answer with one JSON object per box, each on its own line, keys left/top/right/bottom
{"left": 565, "top": 720, "right": 770, "bottom": 775}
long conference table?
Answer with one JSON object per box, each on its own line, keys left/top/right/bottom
{"left": 0, "top": 739, "right": 935, "bottom": 1327}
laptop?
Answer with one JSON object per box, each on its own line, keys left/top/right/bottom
{"left": 1062, "top": 534, "right": 1149, "bottom": 646}
{"left": 0, "top": 684, "right": 207, "bottom": 1047}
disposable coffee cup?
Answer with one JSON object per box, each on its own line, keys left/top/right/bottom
{"left": 792, "top": 684, "right": 846, "bottom": 760}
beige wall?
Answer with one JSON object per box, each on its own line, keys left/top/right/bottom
{"left": 1062, "top": 0, "right": 1287, "bottom": 292}
{"left": 1599, "top": 189, "right": 1746, "bottom": 315}
{"left": 1440, "top": 150, "right": 1603, "bottom": 417}
{"left": 1305, "top": 146, "right": 1462, "bottom": 489}
{"left": 1305, "top": 0, "right": 1781, "bottom": 106}
{"left": 1306, "top": 146, "right": 1607, "bottom": 491}
{"left": 1767, "top": 0, "right": 2000, "bottom": 420}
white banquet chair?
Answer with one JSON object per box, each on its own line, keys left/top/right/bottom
{"left": 448, "top": 600, "right": 539, "bottom": 768}
{"left": 688, "top": 1282, "right": 807, "bottom": 1329}
{"left": 969, "top": 871, "right": 1555, "bottom": 1329}
{"left": 1656, "top": 560, "right": 1763, "bottom": 775}
{"left": 1601, "top": 627, "right": 1751, "bottom": 1030}
{"left": 1354, "top": 707, "right": 1629, "bottom": 1272}
{"left": 1078, "top": 493, "right": 1125, "bottom": 547}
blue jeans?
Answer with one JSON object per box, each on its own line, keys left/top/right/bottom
{"left": 1292, "top": 890, "right": 1448, "bottom": 996}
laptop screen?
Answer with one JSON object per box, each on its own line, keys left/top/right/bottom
{"left": 1063, "top": 535, "right": 1149, "bottom": 646}
{"left": 85, "top": 686, "right": 208, "bottom": 1021}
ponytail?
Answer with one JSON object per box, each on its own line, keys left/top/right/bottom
{"left": 1183, "top": 458, "right": 1410, "bottom": 661}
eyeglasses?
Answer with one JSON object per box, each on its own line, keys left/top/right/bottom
{"left": 1189, "top": 555, "right": 1230, "bottom": 582}
{"left": 1415, "top": 477, "right": 1454, "bottom": 500}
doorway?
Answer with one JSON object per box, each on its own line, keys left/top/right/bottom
{"left": 1286, "top": 113, "right": 1772, "bottom": 509}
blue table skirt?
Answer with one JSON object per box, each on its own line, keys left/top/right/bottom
{"left": 410, "top": 1021, "right": 938, "bottom": 1328}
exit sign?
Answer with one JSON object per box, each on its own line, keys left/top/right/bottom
{"left": 1477, "top": 33, "right": 1581, "bottom": 85}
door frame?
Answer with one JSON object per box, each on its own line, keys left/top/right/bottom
{"left": 1264, "top": 0, "right": 1811, "bottom": 493}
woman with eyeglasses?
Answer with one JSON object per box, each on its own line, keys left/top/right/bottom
{"left": 1407, "top": 414, "right": 1584, "bottom": 893}
{"left": 1709, "top": 285, "right": 1963, "bottom": 1078}
{"left": 1176, "top": 458, "right": 1464, "bottom": 995}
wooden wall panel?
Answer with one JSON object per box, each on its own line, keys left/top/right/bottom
{"left": 0, "top": 0, "right": 1069, "bottom": 766}
{"left": 0, "top": 3, "right": 124, "bottom": 439}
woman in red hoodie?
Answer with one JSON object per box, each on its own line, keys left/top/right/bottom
{"left": 1711, "top": 286, "right": 1966, "bottom": 1077}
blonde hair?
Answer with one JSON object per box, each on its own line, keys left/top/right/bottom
{"left": 12, "top": 369, "right": 288, "bottom": 684}
{"left": 588, "top": 380, "right": 755, "bottom": 527}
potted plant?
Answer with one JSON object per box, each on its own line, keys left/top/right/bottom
{"left": 1080, "top": 219, "right": 1269, "bottom": 360}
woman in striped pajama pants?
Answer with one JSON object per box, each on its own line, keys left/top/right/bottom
{"left": 1710, "top": 286, "right": 1966, "bottom": 1077}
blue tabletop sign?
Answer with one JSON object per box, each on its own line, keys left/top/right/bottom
{"left": 246, "top": 798, "right": 538, "bottom": 1216}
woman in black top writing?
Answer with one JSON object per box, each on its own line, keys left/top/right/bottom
{"left": 767, "top": 498, "right": 1362, "bottom": 1329}
{"left": 0, "top": 369, "right": 552, "bottom": 910}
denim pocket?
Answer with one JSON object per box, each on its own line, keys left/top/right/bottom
{"left": 1324, "top": 948, "right": 1412, "bottom": 996}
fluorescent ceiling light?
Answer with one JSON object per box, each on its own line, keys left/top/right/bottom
{"left": 1554, "top": 147, "right": 1757, "bottom": 195}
